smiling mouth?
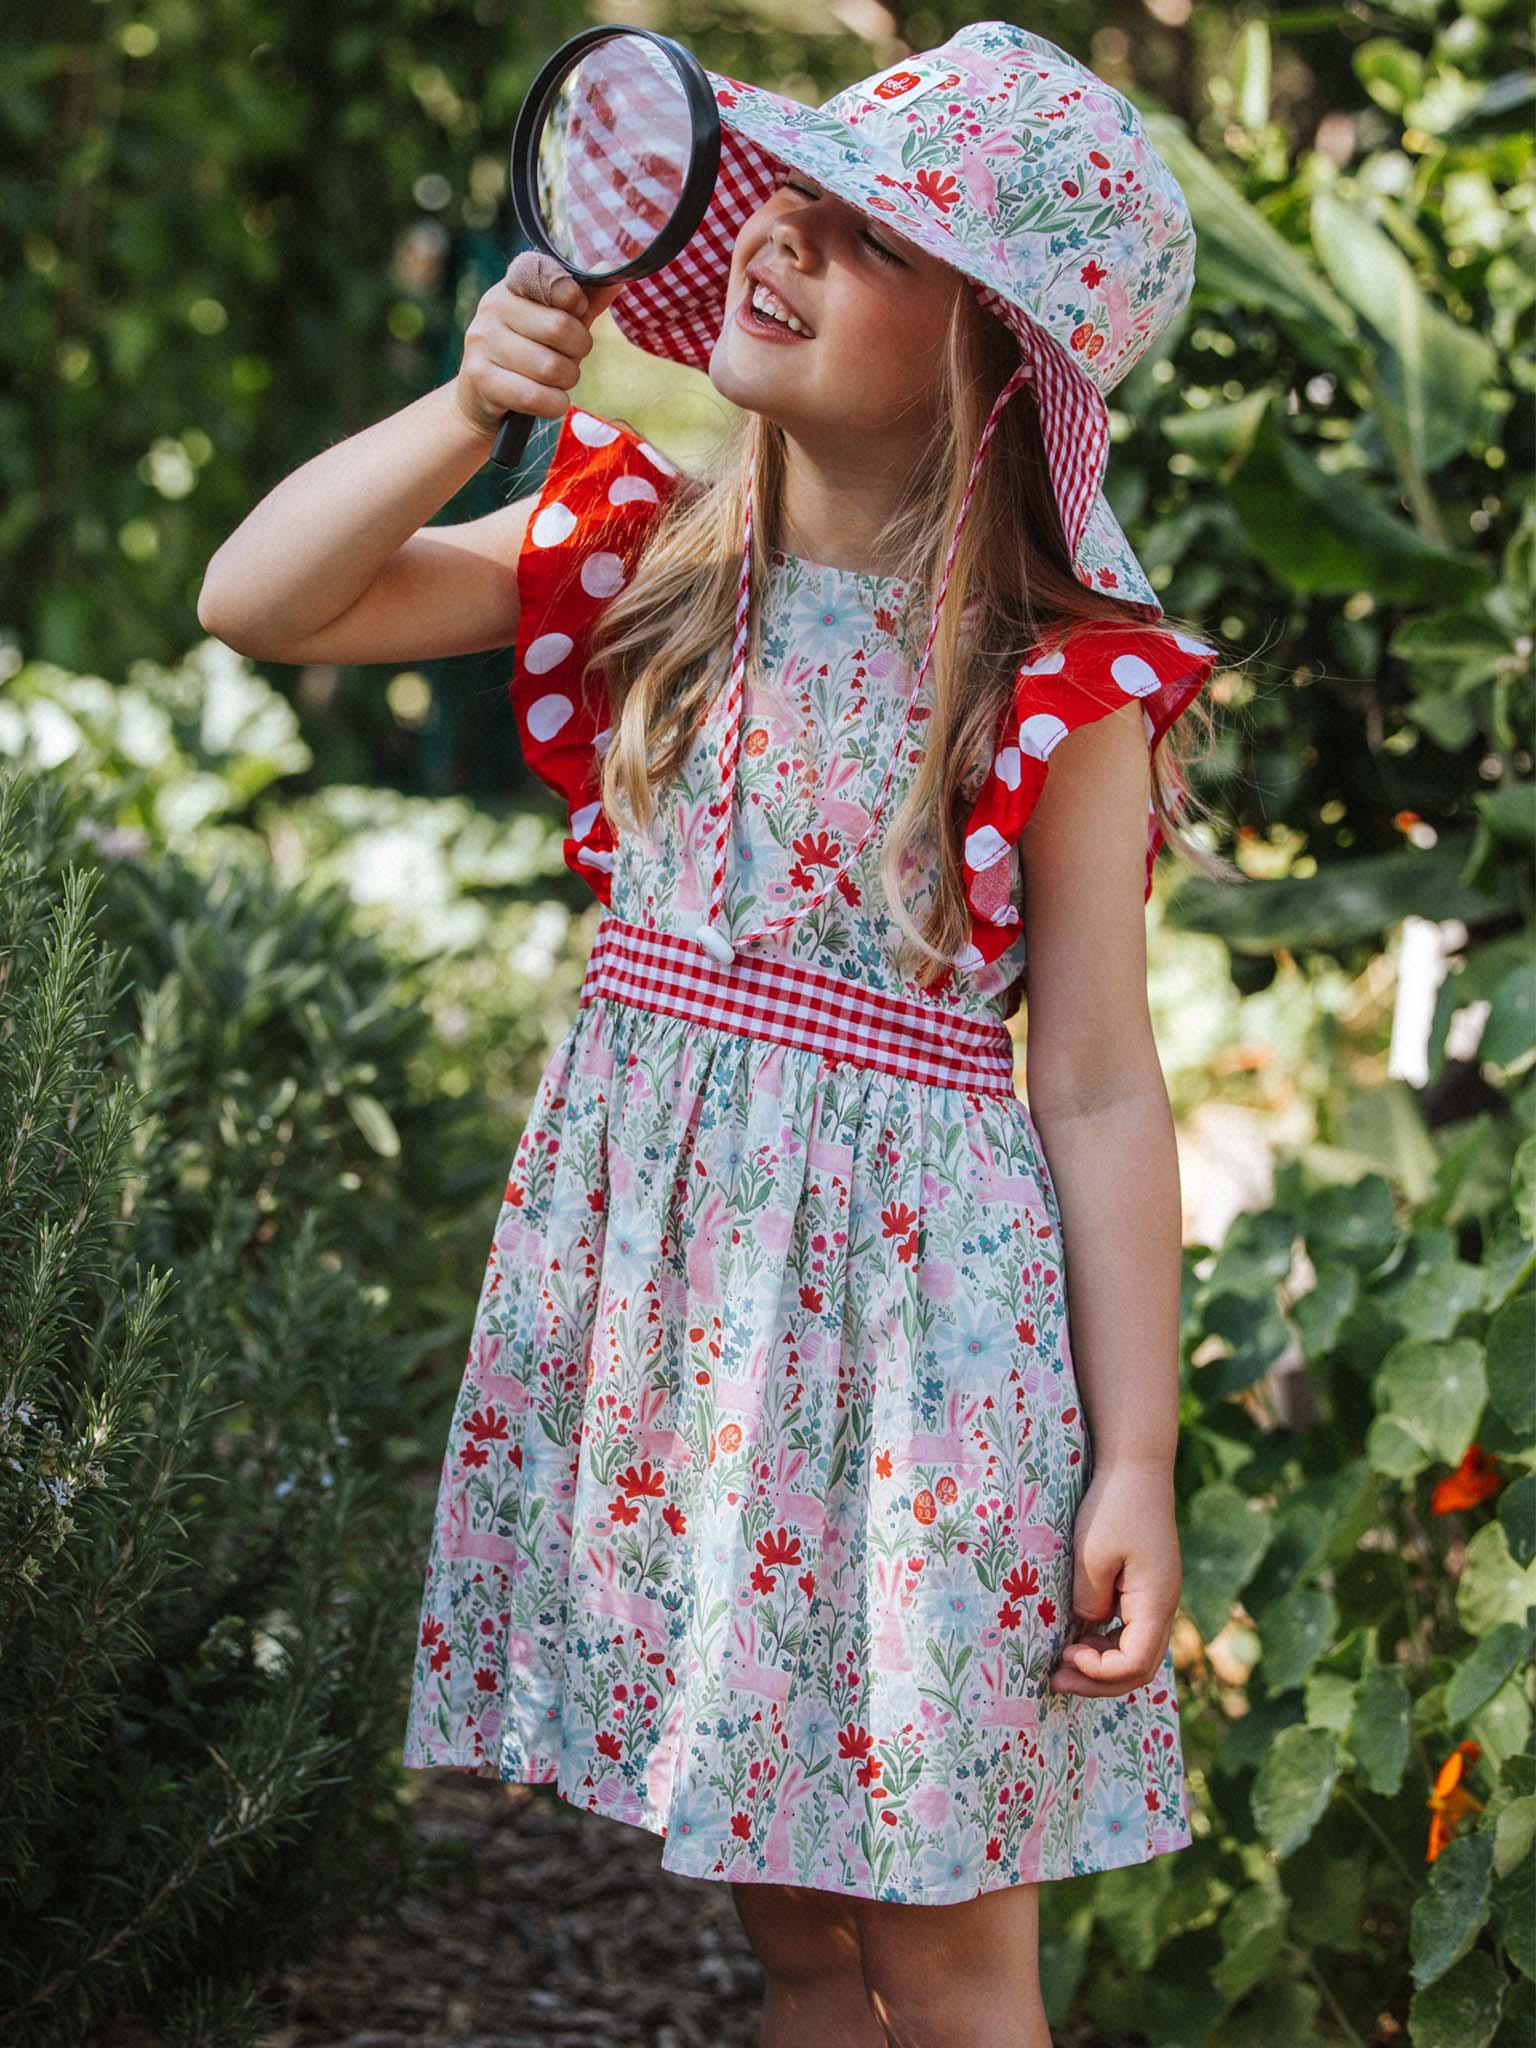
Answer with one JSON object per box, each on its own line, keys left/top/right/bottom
{"left": 739, "top": 279, "right": 814, "bottom": 340}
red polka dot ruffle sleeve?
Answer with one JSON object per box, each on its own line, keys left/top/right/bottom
{"left": 511, "top": 406, "right": 684, "bottom": 904}
{"left": 958, "top": 624, "right": 1220, "bottom": 970}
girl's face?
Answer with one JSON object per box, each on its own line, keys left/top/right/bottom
{"left": 708, "top": 173, "right": 966, "bottom": 447}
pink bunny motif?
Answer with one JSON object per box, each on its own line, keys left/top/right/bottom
{"left": 469, "top": 1327, "right": 530, "bottom": 1409}
{"left": 633, "top": 1382, "right": 690, "bottom": 1468}
{"left": 954, "top": 130, "right": 1026, "bottom": 216}
{"left": 762, "top": 1757, "right": 820, "bottom": 1879}
{"left": 977, "top": 1649, "right": 1043, "bottom": 1730}
{"left": 888, "top": 1390, "right": 987, "bottom": 1485}
{"left": 581, "top": 1541, "right": 669, "bottom": 1641}
{"left": 766, "top": 1443, "right": 828, "bottom": 1542}
{"left": 1011, "top": 1477, "right": 1066, "bottom": 1561}
{"left": 684, "top": 1187, "right": 734, "bottom": 1299}
{"left": 869, "top": 1555, "right": 915, "bottom": 1674}
{"left": 438, "top": 1489, "right": 519, "bottom": 1566}
{"left": 723, "top": 1611, "right": 792, "bottom": 1702}
{"left": 672, "top": 793, "right": 715, "bottom": 915}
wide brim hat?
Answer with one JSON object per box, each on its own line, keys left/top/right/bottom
{"left": 608, "top": 21, "right": 1200, "bottom": 618}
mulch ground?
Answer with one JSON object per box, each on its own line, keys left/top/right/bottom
{"left": 257, "top": 1774, "right": 767, "bottom": 2048}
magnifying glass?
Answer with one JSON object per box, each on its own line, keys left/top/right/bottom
{"left": 490, "top": 26, "right": 721, "bottom": 472}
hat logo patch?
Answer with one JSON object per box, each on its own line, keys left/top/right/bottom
{"left": 864, "top": 64, "right": 963, "bottom": 111}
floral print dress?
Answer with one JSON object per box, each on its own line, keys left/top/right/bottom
{"left": 402, "top": 406, "right": 1214, "bottom": 1904}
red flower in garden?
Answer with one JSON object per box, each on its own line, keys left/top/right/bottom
{"left": 1003, "top": 1562, "right": 1040, "bottom": 1602}
{"left": 790, "top": 829, "right": 842, "bottom": 871}
{"left": 465, "top": 1407, "right": 509, "bottom": 1443}
{"left": 915, "top": 167, "right": 960, "bottom": 211}
{"left": 757, "top": 1526, "right": 804, "bottom": 1572}
{"left": 459, "top": 1442, "right": 489, "bottom": 1469}
{"left": 663, "top": 1502, "right": 687, "bottom": 1536}
{"left": 1080, "top": 259, "right": 1106, "bottom": 287}
{"left": 997, "top": 1602, "right": 1022, "bottom": 1631}
{"left": 473, "top": 1666, "right": 497, "bottom": 1692}
{"left": 799, "top": 1283, "right": 824, "bottom": 1314}
{"left": 596, "top": 1730, "right": 622, "bottom": 1760}
{"left": 875, "top": 1449, "right": 893, "bottom": 1479}
{"left": 838, "top": 1723, "right": 874, "bottom": 1761}
{"left": 609, "top": 1496, "right": 640, "bottom": 1526}
{"left": 616, "top": 1460, "right": 667, "bottom": 1499}
{"left": 731, "top": 1811, "right": 752, "bottom": 1839}
{"left": 750, "top": 1562, "right": 776, "bottom": 1595}
{"left": 1431, "top": 1444, "right": 1504, "bottom": 1512}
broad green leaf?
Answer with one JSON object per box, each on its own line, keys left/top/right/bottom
{"left": 1258, "top": 1584, "right": 1338, "bottom": 1693}
{"left": 1182, "top": 1484, "right": 1275, "bottom": 1642}
{"left": 1196, "top": 1289, "right": 1294, "bottom": 1397}
{"left": 1211, "top": 1979, "right": 1324, "bottom": 2048}
{"left": 1411, "top": 1830, "right": 1495, "bottom": 1988}
{"left": 1446, "top": 1623, "right": 1531, "bottom": 1729}
{"left": 1457, "top": 1521, "right": 1536, "bottom": 1639}
{"left": 1375, "top": 1338, "right": 1487, "bottom": 1468}
{"left": 1212, "top": 1880, "right": 1288, "bottom": 2004}
{"left": 1473, "top": 784, "right": 1536, "bottom": 854}
{"left": 1499, "top": 1475, "right": 1536, "bottom": 1570}
{"left": 1481, "top": 963, "right": 1536, "bottom": 1068}
{"left": 1485, "top": 1298, "right": 1536, "bottom": 1437}
{"left": 1252, "top": 1724, "right": 1340, "bottom": 1856}
{"left": 1493, "top": 1795, "right": 1536, "bottom": 1882}
{"left": 1369, "top": 1410, "right": 1436, "bottom": 1480}
{"left": 1349, "top": 1662, "right": 1414, "bottom": 1798}
{"left": 1407, "top": 1947, "right": 1507, "bottom": 2048}
{"left": 1292, "top": 1260, "right": 1361, "bottom": 1360}
{"left": 1514, "top": 1139, "right": 1536, "bottom": 1243}
{"left": 1337, "top": 1085, "right": 1441, "bottom": 1206}
{"left": 1306, "top": 1176, "right": 1400, "bottom": 1271}
{"left": 1492, "top": 1835, "right": 1535, "bottom": 1982}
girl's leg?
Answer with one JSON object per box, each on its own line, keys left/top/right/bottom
{"left": 730, "top": 1882, "right": 890, "bottom": 2048}
{"left": 854, "top": 1884, "right": 1053, "bottom": 2048}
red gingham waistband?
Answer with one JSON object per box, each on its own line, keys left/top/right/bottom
{"left": 578, "top": 914, "right": 1020, "bottom": 1097}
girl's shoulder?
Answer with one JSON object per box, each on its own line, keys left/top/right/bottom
{"left": 958, "top": 618, "right": 1221, "bottom": 969}
{"left": 509, "top": 406, "right": 687, "bottom": 905}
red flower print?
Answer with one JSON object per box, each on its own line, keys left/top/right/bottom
{"left": 874, "top": 605, "right": 900, "bottom": 635}
{"left": 915, "top": 167, "right": 960, "bottom": 211}
{"left": 474, "top": 1666, "right": 497, "bottom": 1692}
{"left": 798, "top": 1570, "right": 816, "bottom": 1600}
{"left": 1016, "top": 1317, "right": 1036, "bottom": 1345}
{"left": 912, "top": 1489, "right": 937, "bottom": 1526}
{"left": 758, "top": 1526, "right": 804, "bottom": 1572}
{"left": 1061, "top": 179, "right": 1080, "bottom": 198}
{"left": 743, "top": 726, "right": 769, "bottom": 757}
{"left": 997, "top": 1602, "right": 1022, "bottom": 1631}
{"left": 1069, "top": 320, "right": 1095, "bottom": 353}
{"left": 596, "top": 1730, "right": 622, "bottom": 1760}
{"left": 663, "top": 1502, "right": 687, "bottom": 1536}
{"left": 790, "top": 829, "right": 842, "bottom": 871}
{"left": 1145, "top": 1789, "right": 1160, "bottom": 1812}
{"left": 1061, "top": 1407, "right": 1077, "bottom": 1426}
{"left": 856, "top": 1752, "right": 883, "bottom": 1788}
{"left": 616, "top": 1460, "right": 667, "bottom": 1499}
{"left": 731, "top": 1811, "right": 752, "bottom": 1839}
{"left": 838, "top": 1723, "right": 874, "bottom": 1761}
{"left": 465, "top": 1406, "right": 509, "bottom": 1443}
{"left": 421, "top": 1617, "right": 444, "bottom": 1652}
{"left": 1086, "top": 333, "right": 1105, "bottom": 358}
{"left": 880, "top": 1202, "right": 918, "bottom": 1240}
{"left": 1038, "top": 1596, "right": 1057, "bottom": 1626}
{"left": 875, "top": 1449, "right": 893, "bottom": 1480}
{"left": 986, "top": 1838, "right": 1002, "bottom": 1861}
{"left": 1003, "top": 1561, "right": 1039, "bottom": 1602}
{"left": 1080, "top": 259, "right": 1106, "bottom": 288}
{"left": 750, "top": 1562, "right": 777, "bottom": 1595}
{"left": 609, "top": 1496, "right": 640, "bottom": 1526}
{"left": 1096, "top": 568, "right": 1120, "bottom": 589}
{"left": 459, "top": 1442, "right": 489, "bottom": 1469}
{"left": 1089, "top": 150, "right": 1110, "bottom": 168}
{"left": 799, "top": 1283, "right": 824, "bottom": 1314}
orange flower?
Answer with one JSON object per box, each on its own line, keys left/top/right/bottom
{"left": 1430, "top": 1444, "right": 1504, "bottom": 1513}
{"left": 1426, "top": 1740, "right": 1484, "bottom": 1863}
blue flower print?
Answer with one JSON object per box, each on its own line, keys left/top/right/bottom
{"left": 931, "top": 1298, "right": 1016, "bottom": 1380}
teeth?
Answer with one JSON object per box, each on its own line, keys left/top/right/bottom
{"left": 750, "top": 283, "right": 809, "bottom": 335}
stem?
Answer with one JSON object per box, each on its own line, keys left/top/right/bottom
{"left": 1337, "top": 1783, "right": 1421, "bottom": 1890}
{"left": 1295, "top": 1946, "right": 1369, "bottom": 2048}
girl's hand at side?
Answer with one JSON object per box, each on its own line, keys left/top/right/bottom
{"left": 454, "top": 256, "right": 625, "bottom": 439}
{"left": 1047, "top": 1461, "right": 1182, "bottom": 1698}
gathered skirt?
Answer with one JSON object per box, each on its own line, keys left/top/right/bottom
{"left": 402, "top": 917, "right": 1194, "bottom": 1903}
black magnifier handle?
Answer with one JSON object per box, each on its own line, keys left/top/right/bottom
{"left": 489, "top": 250, "right": 601, "bottom": 473}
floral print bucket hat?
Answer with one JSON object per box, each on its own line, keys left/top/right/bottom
{"left": 590, "top": 21, "right": 1202, "bottom": 968}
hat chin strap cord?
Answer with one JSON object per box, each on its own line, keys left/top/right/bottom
{"left": 682, "top": 353, "right": 1036, "bottom": 970}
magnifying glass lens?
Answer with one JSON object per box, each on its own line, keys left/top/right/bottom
{"left": 536, "top": 38, "right": 695, "bottom": 277}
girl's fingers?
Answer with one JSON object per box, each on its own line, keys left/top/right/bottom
{"left": 1048, "top": 1613, "right": 1166, "bottom": 1696}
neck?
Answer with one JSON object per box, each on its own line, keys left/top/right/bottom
{"left": 772, "top": 426, "right": 923, "bottom": 576}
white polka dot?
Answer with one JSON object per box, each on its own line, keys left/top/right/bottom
{"left": 1171, "top": 631, "right": 1217, "bottom": 659}
{"left": 580, "top": 552, "right": 627, "bottom": 598}
{"left": 592, "top": 723, "right": 613, "bottom": 759}
{"left": 523, "top": 631, "right": 572, "bottom": 674}
{"left": 987, "top": 902, "right": 1021, "bottom": 928}
{"left": 1019, "top": 647, "right": 1066, "bottom": 677}
{"left": 530, "top": 501, "right": 577, "bottom": 547}
{"left": 951, "top": 941, "right": 985, "bottom": 973}
{"left": 1142, "top": 707, "right": 1157, "bottom": 743}
{"left": 608, "top": 473, "right": 659, "bottom": 506}
{"left": 526, "top": 692, "right": 573, "bottom": 743}
{"left": 570, "top": 798, "right": 602, "bottom": 838}
{"left": 576, "top": 845, "right": 616, "bottom": 873}
{"left": 570, "top": 411, "right": 619, "bottom": 447}
{"left": 993, "top": 745, "right": 1021, "bottom": 792}
{"left": 1019, "top": 711, "right": 1070, "bottom": 760}
{"left": 1110, "top": 653, "right": 1161, "bottom": 697}
{"left": 964, "top": 823, "right": 1010, "bottom": 872}
{"left": 637, "top": 439, "right": 679, "bottom": 476}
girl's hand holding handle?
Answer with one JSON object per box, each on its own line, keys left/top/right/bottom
{"left": 454, "top": 251, "right": 623, "bottom": 440}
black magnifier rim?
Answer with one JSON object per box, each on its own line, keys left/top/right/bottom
{"left": 509, "top": 26, "right": 721, "bottom": 287}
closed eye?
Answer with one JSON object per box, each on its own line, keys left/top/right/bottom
{"left": 779, "top": 177, "right": 905, "bottom": 265}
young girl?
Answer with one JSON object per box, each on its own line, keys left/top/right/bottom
{"left": 200, "top": 22, "right": 1228, "bottom": 2047}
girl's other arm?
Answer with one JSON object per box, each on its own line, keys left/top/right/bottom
{"left": 1017, "top": 703, "right": 1186, "bottom": 1696}
{"left": 1018, "top": 700, "right": 1183, "bottom": 1477}
{"left": 196, "top": 268, "right": 617, "bottom": 666}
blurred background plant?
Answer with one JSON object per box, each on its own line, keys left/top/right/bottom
{"left": 2, "top": 0, "right": 1531, "bottom": 2042}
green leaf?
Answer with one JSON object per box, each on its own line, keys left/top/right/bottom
{"left": 1212, "top": 1979, "right": 1324, "bottom": 2048}
{"left": 1514, "top": 1140, "right": 1536, "bottom": 1243}
{"left": 1182, "top": 1484, "right": 1275, "bottom": 1642}
{"left": 1306, "top": 1176, "right": 1401, "bottom": 1270}
{"left": 1446, "top": 1623, "right": 1532, "bottom": 1729}
{"left": 1485, "top": 1298, "right": 1536, "bottom": 1437}
{"left": 1251, "top": 1724, "right": 1340, "bottom": 1856}
{"left": 1293, "top": 1260, "right": 1361, "bottom": 1360}
{"left": 344, "top": 1091, "right": 401, "bottom": 1159}
{"left": 1348, "top": 1662, "right": 1413, "bottom": 1798}
{"left": 1212, "top": 1880, "right": 1289, "bottom": 2004}
{"left": 1493, "top": 1795, "right": 1536, "bottom": 1883}
{"left": 1493, "top": 1832, "right": 1535, "bottom": 1981}
{"left": 1258, "top": 1584, "right": 1338, "bottom": 1693}
{"left": 1411, "top": 1830, "right": 1495, "bottom": 1989}
{"left": 1407, "top": 1947, "right": 1508, "bottom": 2048}
{"left": 1481, "top": 963, "right": 1536, "bottom": 1068}
{"left": 1499, "top": 1474, "right": 1536, "bottom": 1570}
{"left": 1197, "top": 1289, "right": 1294, "bottom": 1397}
{"left": 1375, "top": 1338, "right": 1487, "bottom": 1467}
{"left": 1457, "top": 1521, "right": 1536, "bottom": 1639}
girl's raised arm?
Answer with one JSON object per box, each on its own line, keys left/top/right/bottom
{"left": 196, "top": 269, "right": 618, "bottom": 667}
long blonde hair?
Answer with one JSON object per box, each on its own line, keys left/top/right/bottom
{"left": 587, "top": 289, "right": 1236, "bottom": 989}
